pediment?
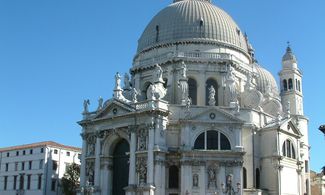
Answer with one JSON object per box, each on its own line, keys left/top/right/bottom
{"left": 279, "top": 119, "right": 302, "bottom": 136}
{"left": 94, "top": 99, "right": 135, "bottom": 119}
{"left": 188, "top": 107, "right": 243, "bottom": 124}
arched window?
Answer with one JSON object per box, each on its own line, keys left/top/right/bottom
{"left": 142, "top": 82, "right": 152, "bottom": 100}
{"left": 283, "top": 79, "right": 287, "bottom": 91}
{"left": 256, "top": 168, "right": 260, "bottom": 189}
{"left": 205, "top": 78, "right": 218, "bottom": 106}
{"left": 188, "top": 78, "right": 197, "bottom": 105}
{"left": 295, "top": 79, "right": 298, "bottom": 90}
{"left": 282, "top": 139, "right": 296, "bottom": 159}
{"left": 243, "top": 167, "right": 247, "bottom": 188}
{"left": 288, "top": 78, "right": 293, "bottom": 90}
{"left": 194, "top": 130, "right": 230, "bottom": 150}
{"left": 168, "top": 165, "right": 179, "bottom": 189}
{"left": 298, "top": 80, "right": 301, "bottom": 92}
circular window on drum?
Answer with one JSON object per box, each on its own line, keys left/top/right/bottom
{"left": 194, "top": 130, "right": 231, "bottom": 150}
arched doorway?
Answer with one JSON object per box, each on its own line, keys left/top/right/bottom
{"left": 112, "top": 139, "right": 130, "bottom": 195}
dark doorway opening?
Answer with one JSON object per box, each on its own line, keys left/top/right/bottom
{"left": 112, "top": 139, "right": 130, "bottom": 195}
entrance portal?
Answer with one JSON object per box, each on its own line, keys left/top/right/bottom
{"left": 112, "top": 139, "right": 130, "bottom": 195}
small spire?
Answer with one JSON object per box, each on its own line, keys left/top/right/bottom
{"left": 282, "top": 41, "right": 297, "bottom": 62}
{"left": 286, "top": 41, "right": 292, "bottom": 53}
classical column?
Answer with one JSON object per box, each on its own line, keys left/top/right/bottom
{"left": 234, "top": 127, "right": 243, "bottom": 151}
{"left": 80, "top": 132, "right": 87, "bottom": 187}
{"left": 181, "top": 162, "right": 192, "bottom": 194}
{"left": 197, "top": 70, "right": 206, "bottom": 106}
{"left": 100, "top": 158, "right": 109, "bottom": 194}
{"left": 94, "top": 134, "right": 101, "bottom": 189}
{"left": 129, "top": 127, "right": 137, "bottom": 185}
{"left": 147, "top": 123, "right": 155, "bottom": 184}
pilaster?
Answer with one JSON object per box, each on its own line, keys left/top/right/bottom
{"left": 129, "top": 127, "right": 137, "bottom": 185}
{"left": 80, "top": 132, "right": 87, "bottom": 187}
{"left": 147, "top": 122, "right": 155, "bottom": 184}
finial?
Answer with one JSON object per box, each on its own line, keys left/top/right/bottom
{"left": 286, "top": 41, "right": 292, "bottom": 52}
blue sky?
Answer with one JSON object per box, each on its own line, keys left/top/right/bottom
{"left": 0, "top": 0, "right": 324, "bottom": 171}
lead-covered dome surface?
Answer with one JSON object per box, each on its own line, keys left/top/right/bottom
{"left": 253, "top": 63, "right": 279, "bottom": 96}
{"left": 137, "top": 0, "right": 249, "bottom": 55}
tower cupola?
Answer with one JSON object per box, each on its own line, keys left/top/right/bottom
{"left": 282, "top": 43, "right": 298, "bottom": 70}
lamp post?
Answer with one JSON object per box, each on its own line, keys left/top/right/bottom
{"left": 221, "top": 174, "right": 241, "bottom": 195}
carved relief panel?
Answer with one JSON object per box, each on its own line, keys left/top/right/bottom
{"left": 86, "top": 160, "right": 95, "bottom": 185}
{"left": 137, "top": 128, "right": 148, "bottom": 151}
{"left": 136, "top": 157, "right": 147, "bottom": 185}
{"left": 86, "top": 134, "right": 96, "bottom": 157}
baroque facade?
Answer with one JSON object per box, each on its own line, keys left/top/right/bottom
{"left": 78, "top": 0, "right": 310, "bottom": 194}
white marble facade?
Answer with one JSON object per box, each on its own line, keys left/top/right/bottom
{"left": 78, "top": 0, "right": 310, "bottom": 195}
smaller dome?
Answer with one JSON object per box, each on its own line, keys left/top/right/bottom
{"left": 282, "top": 46, "right": 297, "bottom": 62}
{"left": 253, "top": 63, "right": 279, "bottom": 96}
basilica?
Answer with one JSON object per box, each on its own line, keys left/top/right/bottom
{"left": 78, "top": 0, "right": 310, "bottom": 195}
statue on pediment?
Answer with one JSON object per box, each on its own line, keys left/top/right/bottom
{"left": 83, "top": 99, "right": 90, "bottom": 113}
{"left": 115, "top": 72, "right": 121, "bottom": 90}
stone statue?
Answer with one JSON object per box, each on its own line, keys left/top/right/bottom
{"left": 83, "top": 99, "right": 90, "bottom": 113}
{"left": 86, "top": 161, "right": 95, "bottom": 185}
{"left": 208, "top": 167, "right": 216, "bottom": 188}
{"left": 87, "top": 143, "right": 95, "bottom": 156}
{"left": 154, "top": 64, "right": 164, "bottom": 83}
{"left": 226, "top": 174, "right": 233, "bottom": 186}
{"left": 193, "top": 174, "right": 199, "bottom": 187}
{"left": 138, "top": 129, "right": 147, "bottom": 151}
{"left": 208, "top": 85, "right": 216, "bottom": 106}
{"left": 225, "top": 66, "right": 237, "bottom": 105}
{"left": 115, "top": 72, "right": 121, "bottom": 90}
{"left": 147, "top": 84, "right": 156, "bottom": 100}
{"left": 178, "top": 79, "right": 189, "bottom": 105}
{"left": 97, "top": 96, "right": 103, "bottom": 111}
{"left": 131, "top": 88, "right": 139, "bottom": 103}
{"left": 124, "top": 73, "right": 131, "bottom": 90}
{"left": 181, "top": 62, "right": 187, "bottom": 79}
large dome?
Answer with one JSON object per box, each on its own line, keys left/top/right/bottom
{"left": 137, "top": 0, "right": 249, "bottom": 55}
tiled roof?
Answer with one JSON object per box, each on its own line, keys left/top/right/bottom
{"left": 0, "top": 141, "right": 81, "bottom": 152}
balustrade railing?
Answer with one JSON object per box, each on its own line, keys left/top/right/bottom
{"left": 134, "top": 51, "right": 242, "bottom": 67}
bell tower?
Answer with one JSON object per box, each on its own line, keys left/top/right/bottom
{"left": 279, "top": 43, "right": 303, "bottom": 115}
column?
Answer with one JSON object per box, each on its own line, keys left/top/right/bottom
{"left": 197, "top": 70, "right": 206, "bottom": 106}
{"left": 147, "top": 124, "right": 155, "bottom": 184}
{"left": 129, "top": 130, "right": 137, "bottom": 185}
{"left": 181, "top": 163, "right": 192, "bottom": 194}
{"left": 154, "top": 162, "right": 162, "bottom": 194}
{"left": 235, "top": 127, "right": 243, "bottom": 151}
{"left": 233, "top": 165, "right": 242, "bottom": 195}
{"left": 94, "top": 135, "right": 101, "bottom": 190}
{"left": 80, "top": 132, "right": 87, "bottom": 187}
